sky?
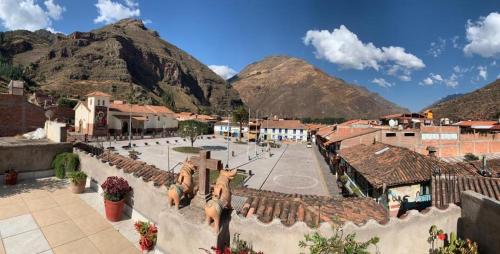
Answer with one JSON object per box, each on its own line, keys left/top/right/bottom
{"left": 1, "top": 1, "right": 500, "bottom": 112}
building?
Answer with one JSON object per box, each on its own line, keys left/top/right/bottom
{"left": 0, "top": 81, "right": 46, "bottom": 137}
{"left": 380, "top": 113, "right": 433, "bottom": 128}
{"left": 259, "top": 119, "right": 308, "bottom": 142}
{"left": 453, "top": 120, "right": 499, "bottom": 134}
{"left": 338, "top": 142, "right": 448, "bottom": 216}
{"left": 74, "top": 91, "right": 177, "bottom": 136}
{"left": 213, "top": 121, "right": 248, "bottom": 137}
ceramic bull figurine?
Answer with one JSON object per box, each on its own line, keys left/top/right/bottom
{"left": 205, "top": 168, "right": 237, "bottom": 232}
{"left": 167, "top": 160, "right": 196, "bottom": 209}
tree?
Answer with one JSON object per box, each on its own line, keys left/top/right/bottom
{"left": 178, "top": 120, "right": 209, "bottom": 147}
{"left": 57, "top": 98, "right": 78, "bottom": 108}
{"left": 232, "top": 106, "right": 248, "bottom": 141}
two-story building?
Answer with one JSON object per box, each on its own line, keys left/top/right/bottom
{"left": 259, "top": 119, "right": 307, "bottom": 142}
{"left": 213, "top": 121, "right": 248, "bottom": 138}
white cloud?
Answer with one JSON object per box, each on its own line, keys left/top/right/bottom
{"left": 94, "top": 0, "right": 140, "bottom": 24}
{"left": 428, "top": 38, "right": 446, "bottom": 57}
{"left": 478, "top": 66, "right": 488, "bottom": 80}
{"left": 422, "top": 77, "right": 433, "bottom": 85}
{"left": 399, "top": 75, "right": 411, "bottom": 82}
{"left": 303, "top": 25, "right": 425, "bottom": 72}
{"left": 430, "top": 73, "right": 443, "bottom": 82}
{"left": 0, "top": 0, "right": 65, "bottom": 31}
{"left": 371, "top": 78, "right": 393, "bottom": 88}
{"left": 464, "top": 12, "right": 500, "bottom": 57}
{"left": 452, "top": 36, "right": 460, "bottom": 49}
{"left": 444, "top": 73, "right": 459, "bottom": 88}
{"left": 209, "top": 65, "right": 237, "bottom": 80}
{"left": 44, "top": 0, "right": 65, "bottom": 20}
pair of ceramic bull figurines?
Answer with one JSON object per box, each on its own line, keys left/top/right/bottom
{"left": 167, "top": 160, "right": 237, "bottom": 232}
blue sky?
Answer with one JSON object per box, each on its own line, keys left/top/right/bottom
{"left": 1, "top": 1, "right": 500, "bottom": 111}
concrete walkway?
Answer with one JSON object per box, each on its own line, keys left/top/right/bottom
{"left": 312, "top": 144, "right": 342, "bottom": 197}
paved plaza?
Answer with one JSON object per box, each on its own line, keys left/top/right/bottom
{"left": 0, "top": 178, "right": 141, "bottom": 254}
{"left": 97, "top": 136, "right": 329, "bottom": 196}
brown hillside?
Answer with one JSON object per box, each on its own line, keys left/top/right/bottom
{"left": 424, "top": 80, "right": 500, "bottom": 121}
{"left": 0, "top": 19, "right": 241, "bottom": 113}
{"left": 230, "top": 56, "right": 408, "bottom": 119}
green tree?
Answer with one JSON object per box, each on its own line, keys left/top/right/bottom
{"left": 232, "top": 106, "right": 248, "bottom": 141}
{"left": 178, "top": 120, "right": 209, "bottom": 147}
{"left": 57, "top": 98, "right": 78, "bottom": 108}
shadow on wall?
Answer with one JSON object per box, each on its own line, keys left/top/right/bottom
{"left": 458, "top": 191, "right": 500, "bottom": 254}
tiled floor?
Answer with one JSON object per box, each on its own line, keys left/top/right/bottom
{"left": 0, "top": 178, "right": 141, "bottom": 254}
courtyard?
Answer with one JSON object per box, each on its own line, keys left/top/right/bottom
{"left": 95, "top": 136, "right": 330, "bottom": 196}
{"left": 0, "top": 178, "right": 140, "bottom": 254}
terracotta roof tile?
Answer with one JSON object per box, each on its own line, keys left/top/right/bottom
{"left": 432, "top": 175, "right": 500, "bottom": 208}
{"left": 338, "top": 143, "right": 439, "bottom": 188}
{"left": 109, "top": 103, "right": 174, "bottom": 115}
{"left": 232, "top": 188, "right": 388, "bottom": 227}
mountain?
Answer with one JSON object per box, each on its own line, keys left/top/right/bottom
{"left": 229, "top": 56, "right": 408, "bottom": 119}
{"left": 424, "top": 80, "right": 500, "bottom": 120}
{"left": 0, "top": 19, "right": 241, "bottom": 113}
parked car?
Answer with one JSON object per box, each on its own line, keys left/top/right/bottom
{"left": 306, "top": 142, "right": 312, "bottom": 148}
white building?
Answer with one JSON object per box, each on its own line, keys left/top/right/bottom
{"left": 260, "top": 119, "right": 307, "bottom": 142}
{"left": 74, "top": 91, "right": 177, "bottom": 136}
{"left": 214, "top": 121, "right": 248, "bottom": 137}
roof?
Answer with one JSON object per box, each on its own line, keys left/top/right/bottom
{"left": 380, "top": 113, "right": 426, "bottom": 120}
{"left": 453, "top": 120, "right": 497, "bottom": 128}
{"left": 339, "top": 143, "right": 438, "bottom": 188}
{"left": 109, "top": 102, "right": 174, "bottom": 115}
{"left": 324, "top": 128, "right": 378, "bottom": 145}
{"left": 232, "top": 188, "right": 389, "bottom": 227}
{"left": 432, "top": 175, "right": 500, "bottom": 208}
{"left": 86, "top": 91, "right": 111, "bottom": 97}
{"left": 261, "top": 119, "right": 305, "bottom": 130}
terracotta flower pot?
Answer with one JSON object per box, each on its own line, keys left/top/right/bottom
{"left": 104, "top": 199, "right": 125, "bottom": 222}
{"left": 70, "top": 178, "right": 87, "bottom": 194}
{"left": 5, "top": 172, "right": 17, "bottom": 185}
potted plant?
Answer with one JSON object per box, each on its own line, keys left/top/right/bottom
{"left": 4, "top": 169, "right": 17, "bottom": 185}
{"left": 101, "top": 176, "right": 131, "bottom": 222}
{"left": 68, "top": 171, "right": 87, "bottom": 194}
{"left": 134, "top": 221, "right": 158, "bottom": 252}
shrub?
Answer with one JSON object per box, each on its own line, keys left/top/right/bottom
{"left": 68, "top": 171, "right": 87, "bottom": 184}
{"left": 52, "top": 153, "right": 79, "bottom": 178}
{"left": 463, "top": 153, "right": 479, "bottom": 162}
{"left": 428, "top": 225, "right": 478, "bottom": 254}
{"left": 202, "top": 233, "right": 263, "bottom": 254}
{"left": 101, "top": 176, "right": 131, "bottom": 201}
{"left": 299, "top": 222, "right": 379, "bottom": 254}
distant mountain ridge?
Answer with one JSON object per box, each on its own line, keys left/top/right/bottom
{"left": 230, "top": 56, "right": 408, "bottom": 119}
{"left": 423, "top": 80, "right": 500, "bottom": 120}
{"left": 0, "top": 19, "right": 241, "bottom": 113}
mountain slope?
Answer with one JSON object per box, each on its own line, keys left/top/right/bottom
{"left": 230, "top": 56, "right": 408, "bottom": 119}
{"left": 0, "top": 19, "right": 241, "bottom": 113}
{"left": 424, "top": 80, "right": 500, "bottom": 120}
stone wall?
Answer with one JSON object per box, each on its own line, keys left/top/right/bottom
{"left": 0, "top": 141, "right": 72, "bottom": 173}
{"left": 76, "top": 148, "right": 464, "bottom": 254}
{"left": 459, "top": 191, "right": 500, "bottom": 254}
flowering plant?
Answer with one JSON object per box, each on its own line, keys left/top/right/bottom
{"left": 134, "top": 221, "right": 158, "bottom": 251}
{"left": 101, "top": 176, "right": 131, "bottom": 201}
{"left": 201, "top": 234, "right": 263, "bottom": 254}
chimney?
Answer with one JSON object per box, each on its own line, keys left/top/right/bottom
{"left": 8, "top": 80, "right": 24, "bottom": 96}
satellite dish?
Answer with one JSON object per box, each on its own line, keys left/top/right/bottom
{"left": 45, "top": 110, "right": 54, "bottom": 120}
{"left": 389, "top": 119, "right": 397, "bottom": 127}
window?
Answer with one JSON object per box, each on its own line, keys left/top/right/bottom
{"left": 264, "top": 128, "right": 267, "bottom": 133}
{"left": 279, "top": 128, "right": 282, "bottom": 133}
{"left": 300, "top": 129, "right": 303, "bottom": 134}
{"left": 385, "top": 133, "right": 396, "bottom": 137}
{"left": 404, "top": 133, "right": 415, "bottom": 137}
{"left": 293, "top": 129, "right": 296, "bottom": 134}
{"left": 272, "top": 128, "right": 275, "bottom": 133}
